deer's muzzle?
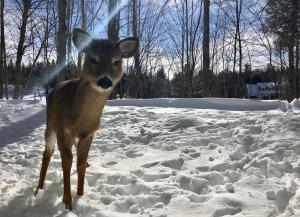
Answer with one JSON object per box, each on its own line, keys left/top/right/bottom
{"left": 97, "top": 77, "right": 113, "bottom": 89}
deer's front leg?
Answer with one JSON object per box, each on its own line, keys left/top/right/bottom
{"left": 76, "top": 134, "right": 93, "bottom": 196}
{"left": 57, "top": 131, "right": 73, "bottom": 210}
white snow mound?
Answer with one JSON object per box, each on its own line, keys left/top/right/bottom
{"left": 0, "top": 98, "right": 300, "bottom": 217}
{"left": 107, "top": 98, "right": 290, "bottom": 111}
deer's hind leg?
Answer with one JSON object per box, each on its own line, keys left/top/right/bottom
{"left": 35, "top": 128, "right": 56, "bottom": 195}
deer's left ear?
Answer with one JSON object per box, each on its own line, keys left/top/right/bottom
{"left": 118, "top": 37, "right": 139, "bottom": 58}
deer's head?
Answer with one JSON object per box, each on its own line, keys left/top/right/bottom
{"left": 72, "top": 28, "right": 139, "bottom": 92}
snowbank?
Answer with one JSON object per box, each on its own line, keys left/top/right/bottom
{"left": 291, "top": 98, "right": 300, "bottom": 110}
{"left": 0, "top": 98, "right": 300, "bottom": 217}
{"left": 107, "top": 98, "right": 290, "bottom": 111}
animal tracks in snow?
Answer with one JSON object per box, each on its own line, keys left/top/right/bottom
{"left": 1, "top": 100, "right": 300, "bottom": 216}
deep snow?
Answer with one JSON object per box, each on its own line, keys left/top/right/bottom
{"left": 0, "top": 98, "right": 300, "bottom": 217}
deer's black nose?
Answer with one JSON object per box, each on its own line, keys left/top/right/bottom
{"left": 97, "top": 77, "right": 112, "bottom": 89}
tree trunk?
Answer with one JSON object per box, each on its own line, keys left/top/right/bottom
{"left": 288, "top": 43, "right": 295, "bottom": 101}
{"left": 13, "top": 0, "right": 31, "bottom": 99}
{"left": 66, "top": 0, "right": 73, "bottom": 80}
{"left": 293, "top": 0, "right": 299, "bottom": 99}
{"left": 232, "top": 0, "right": 241, "bottom": 98}
{"left": 237, "top": 0, "right": 242, "bottom": 97}
{"left": 181, "top": 4, "right": 185, "bottom": 97}
{"left": 108, "top": 0, "right": 120, "bottom": 41}
{"left": 108, "top": 0, "right": 120, "bottom": 99}
{"left": 0, "top": 0, "right": 6, "bottom": 99}
{"left": 286, "top": 0, "right": 298, "bottom": 101}
{"left": 296, "top": 31, "right": 299, "bottom": 99}
{"left": 131, "top": 0, "right": 143, "bottom": 98}
{"left": 237, "top": 0, "right": 242, "bottom": 74}
{"left": 77, "top": 0, "right": 86, "bottom": 77}
{"left": 279, "top": 42, "right": 285, "bottom": 99}
{"left": 184, "top": 0, "right": 190, "bottom": 97}
{"left": 202, "top": 0, "right": 210, "bottom": 97}
{"left": 0, "top": 0, "right": 3, "bottom": 99}
{"left": 44, "top": 0, "right": 50, "bottom": 100}
{"left": 57, "top": 0, "right": 67, "bottom": 83}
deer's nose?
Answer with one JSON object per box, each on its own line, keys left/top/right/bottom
{"left": 97, "top": 76, "right": 112, "bottom": 89}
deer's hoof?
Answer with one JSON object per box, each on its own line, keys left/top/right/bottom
{"left": 34, "top": 188, "right": 39, "bottom": 196}
{"left": 77, "top": 190, "right": 84, "bottom": 196}
{"left": 63, "top": 195, "right": 72, "bottom": 210}
{"left": 34, "top": 185, "right": 43, "bottom": 196}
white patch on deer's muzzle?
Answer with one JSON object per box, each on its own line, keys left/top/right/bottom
{"left": 46, "top": 132, "right": 56, "bottom": 151}
{"left": 92, "top": 84, "right": 113, "bottom": 93}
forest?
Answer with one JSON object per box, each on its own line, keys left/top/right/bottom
{"left": 0, "top": 0, "right": 299, "bottom": 101}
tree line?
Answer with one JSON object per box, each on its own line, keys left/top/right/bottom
{"left": 0, "top": 0, "right": 299, "bottom": 101}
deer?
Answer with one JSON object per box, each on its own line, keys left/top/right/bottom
{"left": 34, "top": 28, "right": 139, "bottom": 210}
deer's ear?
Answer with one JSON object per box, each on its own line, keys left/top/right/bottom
{"left": 118, "top": 37, "right": 139, "bottom": 58}
{"left": 72, "top": 28, "right": 92, "bottom": 51}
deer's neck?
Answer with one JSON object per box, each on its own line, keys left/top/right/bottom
{"left": 76, "top": 78, "right": 111, "bottom": 117}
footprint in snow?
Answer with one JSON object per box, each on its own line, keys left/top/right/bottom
{"left": 213, "top": 206, "right": 242, "bottom": 217}
{"left": 106, "top": 161, "right": 118, "bottom": 166}
{"left": 125, "top": 150, "right": 144, "bottom": 158}
{"left": 213, "top": 199, "right": 243, "bottom": 217}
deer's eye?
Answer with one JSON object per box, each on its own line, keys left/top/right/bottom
{"left": 113, "top": 60, "right": 121, "bottom": 67}
{"left": 90, "top": 57, "right": 98, "bottom": 65}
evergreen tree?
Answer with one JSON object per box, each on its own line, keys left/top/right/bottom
{"left": 266, "top": 0, "right": 300, "bottom": 100}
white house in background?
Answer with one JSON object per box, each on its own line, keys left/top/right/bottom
{"left": 246, "top": 82, "right": 277, "bottom": 99}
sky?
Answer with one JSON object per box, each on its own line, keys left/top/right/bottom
{"left": 3, "top": 0, "right": 278, "bottom": 81}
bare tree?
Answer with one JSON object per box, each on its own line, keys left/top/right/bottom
{"left": 57, "top": 0, "right": 67, "bottom": 82}
{"left": 108, "top": 0, "right": 120, "bottom": 41}
{"left": 167, "top": 0, "right": 203, "bottom": 97}
{"left": 0, "top": 0, "right": 8, "bottom": 99}
{"left": 131, "top": 0, "right": 143, "bottom": 98}
{"left": 107, "top": 0, "right": 120, "bottom": 99}
{"left": 20, "top": 9, "right": 50, "bottom": 99}
{"left": 1, "top": 0, "right": 298, "bottom": 100}
{"left": 13, "top": 0, "right": 32, "bottom": 99}
{"left": 0, "top": 0, "right": 3, "bottom": 98}
{"left": 44, "top": 0, "right": 51, "bottom": 98}
{"left": 77, "top": 0, "right": 86, "bottom": 75}
{"left": 202, "top": 0, "right": 210, "bottom": 97}
{"left": 231, "top": 0, "right": 242, "bottom": 97}
{"left": 296, "top": 29, "right": 299, "bottom": 98}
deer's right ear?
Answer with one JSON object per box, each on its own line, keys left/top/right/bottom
{"left": 72, "top": 28, "right": 92, "bottom": 51}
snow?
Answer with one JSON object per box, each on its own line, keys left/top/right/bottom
{"left": 291, "top": 99, "right": 300, "bottom": 110}
{"left": 0, "top": 98, "right": 300, "bottom": 217}
{"left": 107, "top": 98, "right": 291, "bottom": 111}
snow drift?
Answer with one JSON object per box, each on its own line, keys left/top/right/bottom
{"left": 107, "top": 98, "right": 292, "bottom": 111}
{"left": 0, "top": 98, "right": 300, "bottom": 217}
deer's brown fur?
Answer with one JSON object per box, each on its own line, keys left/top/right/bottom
{"left": 34, "top": 28, "right": 139, "bottom": 210}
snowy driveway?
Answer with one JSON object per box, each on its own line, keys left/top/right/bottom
{"left": 0, "top": 99, "right": 300, "bottom": 217}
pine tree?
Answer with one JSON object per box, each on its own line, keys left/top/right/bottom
{"left": 266, "top": 0, "right": 300, "bottom": 101}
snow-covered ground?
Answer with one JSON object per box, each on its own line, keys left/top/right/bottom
{"left": 0, "top": 98, "right": 300, "bottom": 217}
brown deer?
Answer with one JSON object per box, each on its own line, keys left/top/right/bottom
{"left": 34, "top": 28, "right": 139, "bottom": 210}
